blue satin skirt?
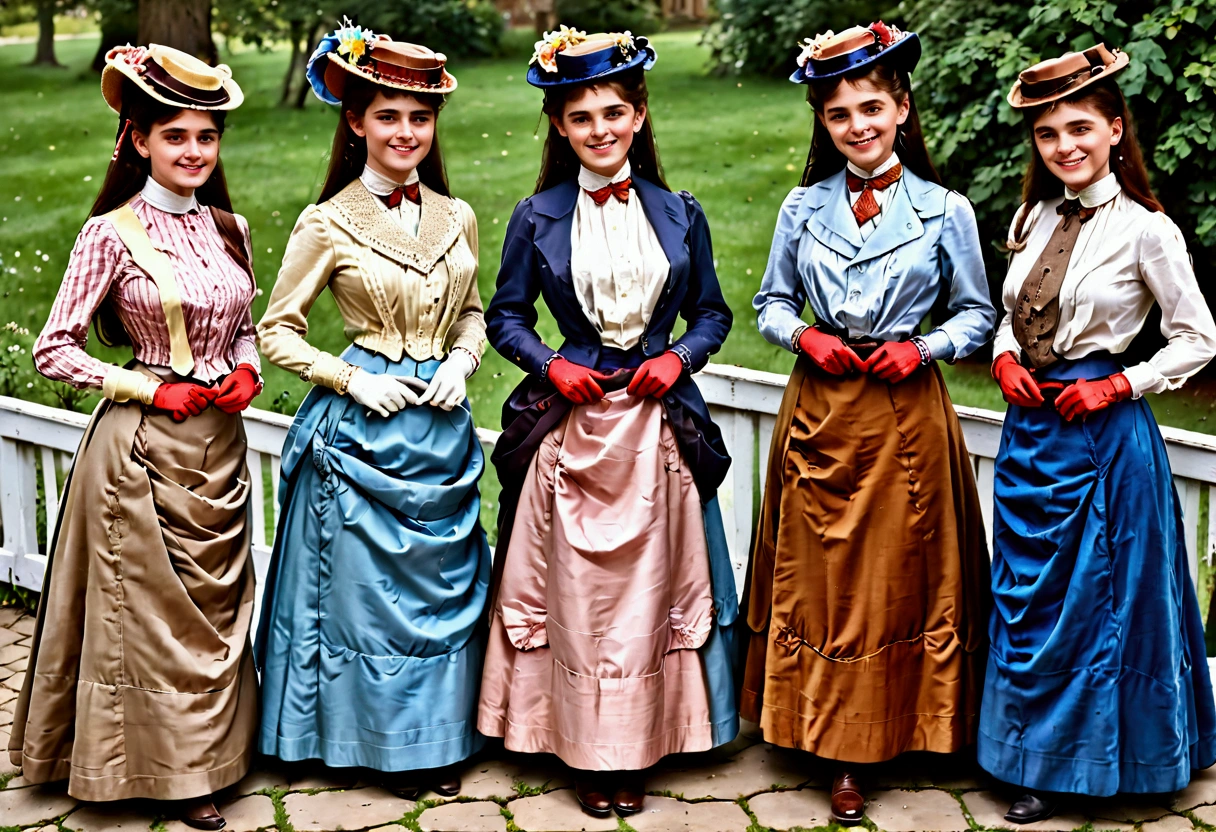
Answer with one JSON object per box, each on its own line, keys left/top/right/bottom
{"left": 255, "top": 346, "right": 490, "bottom": 771}
{"left": 978, "top": 353, "right": 1216, "bottom": 795}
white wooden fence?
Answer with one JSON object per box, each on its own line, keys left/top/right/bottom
{"left": 4, "top": 363, "right": 1216, "bottom": 607}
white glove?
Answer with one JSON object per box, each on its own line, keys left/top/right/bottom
{"left": 346, "top": 369, "right": 420, "bottom": 417}
{"left": 417, "top": 350, "right": 476, "bottom": 411}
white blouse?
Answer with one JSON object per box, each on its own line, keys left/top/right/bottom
{"left": 360, "top": 164, "right": 421, "bottom": 237}
{"left": 570, "top": 160, "right": 669, "bottom": 350}
{"left": 846, "top": 152, "right": 900, "bottom": 242}
{"left": 993, "top": 173, "right": 1216, "bottom": 397}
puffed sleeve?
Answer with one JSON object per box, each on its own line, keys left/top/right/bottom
{"left": 445, "top": 198, "right": 487, "bottom": 362}
{"left": 229, "top": 212, "right": 262, "bottom": 373}
{"left": 1121, "top": 212, "right": 1216, "bottom": 397}
{"left": 485, "top": 198, "right": 559, "bottom": 376}
{"left": 926, "top": 191, "right": 996, "bottom": 361}
{"left": 255, "top": 204, "right": 344, "bottom": 387}
{"left": 33, "top": 217, "right": 124, "bottom": 389}
{"left": 752, "top": 187, "right": 810, "bottom": 352}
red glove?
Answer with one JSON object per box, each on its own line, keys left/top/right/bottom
{"left": 547, "top": 357, "right": 610, "bottom": 405}
{"left": 627, "top": 352, "right": 684, "bottom": 398}
{"left": 151, "top": 382, "right": 216, "bottom": 422}
{"left": 992, "top": 352, "right": 1044, "bottom": 408}
{"left": 213, "top": 364, "right": 262, "bottom": 414}
{"left": 865, "top": 341, "right": 924, "bottom": 383}
{"left": 1055, "top": 373, "right": 1132, "bottom": 422}
{"left": 798, "top": 327, "right": 864, "bottom": 375}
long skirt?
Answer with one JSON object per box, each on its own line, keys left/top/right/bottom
{"left": 8, "top": 364, "right": 258, "bottom": 801}
{"left": 255, "top": 346, "right": 490, "bottom": 771}
{"left": 741, "top": 355, "right": 990, "bottom": 762}
{"left": 478, "top": 389, "right": 738, "bottom": 770}
{"left": 979, "top": 353, "right": 1216, "bottom": 796}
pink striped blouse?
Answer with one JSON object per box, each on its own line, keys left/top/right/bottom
{"left": 34, "top": 194, "right": 261, "bottom": 389}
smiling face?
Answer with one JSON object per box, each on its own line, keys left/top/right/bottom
{"left": 1031, "top": 101, "right": 1123, "bottom": 192}
{"left": 552, "top": 84, "right": 646, "bottom": 178}
{"left": 347, "top": 91, "right": 435, "bottom": 183}
{"left": 817, "top": 76, "right": 909, "bottom": 173}
{"left": 131, "top": 109, "right": 221, "bottom": 197}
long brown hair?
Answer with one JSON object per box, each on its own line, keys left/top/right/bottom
{"left": 534, "top": 67, "right": 670, "bottom": 194}
{"left": 799, "top": 62, "right": 940, "bottom": 187}
{"left": 89, "top": 79, "right": 233, "bottom": 219}
{"left": 318, "top": 77, "right": 450, "bottom": 203}
{"left": 1010, "top": 77, "right": 1161, "bottom": 244}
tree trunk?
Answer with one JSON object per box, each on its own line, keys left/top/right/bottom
{"left": 91, "top": 0, "right": 140, "bottom": 73}
{"left": 279, "top": 18, "right": 305, "bottom": 105}
{"left": 30, "top": 0, "right": 62, "bottom": 67}
{"left": 293, "top": 21, "right": 325, "bottom": 109}
{"left": 138, "top": 0, "right": 216, "bottom": 64}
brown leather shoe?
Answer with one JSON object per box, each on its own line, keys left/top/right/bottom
{"left": 431, "top": 773, "right": 462, "bottom": 797}
{"left": 575, "top": 778, "right": 613, "bottom": 818}
{"left": 830, "top": 770, "right": 865, "bottom": 826}
{"left": 178, "top": 796, "right": 226, "bottom": 831}
{"left": 613, "top": 773, "right": 645, "bottom": 817}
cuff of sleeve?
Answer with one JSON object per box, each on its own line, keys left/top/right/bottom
{"left": 670, "top": 344, "right": 694, "bottom": 373}
{"left": 450, "top": 334, "right": 486, "bottom": 364}
{"left": 992, "top": 326, "right": 1020, "bottom": 362}
{"left": 1120, "top": 362, "right": 1160, "bottom": 399}
{"left": 450, "top": 346, "right": 480, "bottom": 377}
{"left": 540, "top": 353, "right": 561, "bottom": 381}
{"left": 101, "top": 366, "right": 161, "bottom": 404}
{"left": 921, "top": 329, "right": 957, "bottom": 363}
{"left": 305, "top": 351, "right": 357, "bottom": 394}
{"left": 790, "top": 325, "right": 809, "bottom": 354}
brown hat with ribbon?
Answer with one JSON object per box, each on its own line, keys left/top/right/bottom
{"left": 101, "top": 44, "right": 244, "bottom": 113}
{"left": 1007, "top": 44, "right": 1129, "bottom": 108}
{"left": 322, "top": 38, "right": 457, "bottom": 100}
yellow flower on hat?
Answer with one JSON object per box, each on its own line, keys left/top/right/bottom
{"left": 335, "top": 16, "right": 376, "bottom": 67}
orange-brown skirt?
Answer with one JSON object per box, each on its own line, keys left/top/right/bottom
{"left": 740, "top": 355, "right": 990, "bottom": 763}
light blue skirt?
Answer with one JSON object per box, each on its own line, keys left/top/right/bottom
{"left": 255, "top": 345, "right": 490, "bottom": 771}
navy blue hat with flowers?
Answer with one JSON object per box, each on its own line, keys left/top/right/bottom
{"left": 790, "top": 22, "right": 920, "bottom": 84}
{"left": 527, "top": 26, "right": 656, "bottom": 89}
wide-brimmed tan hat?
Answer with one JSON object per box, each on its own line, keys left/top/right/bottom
{"left": 322, "top": 39, "right": 457, "bottom": 100}
{"left": 101, "top": 44, "right": 243, "bottom": 113}
{"left": 1008, "top": 44, "right": 1129, "bottom": 108}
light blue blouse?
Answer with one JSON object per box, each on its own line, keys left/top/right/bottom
{"left": 752, "top": 168, "right": 995, "bottom": 360}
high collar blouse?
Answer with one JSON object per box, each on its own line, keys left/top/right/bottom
{"left": 570, "top": 160, "right": 670, "bottom": 351}
{"left": 33, "top": 179, "right": 259, "bottom": 389}
{"left": 360, "top": 164, "right": 421, "bottom": 237}
{"left": 993, "top": 173, "right": 1216, "bottom": 397}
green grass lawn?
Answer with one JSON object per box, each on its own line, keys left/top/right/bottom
{"left": 2, "top": 31, "right": 1215, "bottom": 434}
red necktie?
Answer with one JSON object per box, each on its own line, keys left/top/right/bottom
{"left": 383, "top": 181, "right": 421, "bottom": 209}
{"left": 585, "top": 178, "right": 632, "bottom": 205}
{"left": 845, "top": 163, "right": 903, "bottom": 226}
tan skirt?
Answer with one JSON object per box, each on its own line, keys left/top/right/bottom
{"left": 8, "top": 367, "right": 258, "bottom": 801}
{"left": 740, "top": 356, "right": 989, "bottom": 763}
{"left": 478, "top": 389, "right": 716, "bottom": 770}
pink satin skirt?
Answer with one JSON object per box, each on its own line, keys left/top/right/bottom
{"left": 478, "top": 389, "right": 716, "bottom": 770}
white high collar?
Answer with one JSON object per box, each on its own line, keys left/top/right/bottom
{"left": 579, "top": 159, "right": 632, "bottom": 192}
{"left": 360, "top": 164, "right": 419, "bottom": 197}
{"left": 846, "top": 151, "right": 900, "bottom": 181}
{"left": 140, "top": 176, "right": 200, "bottom": 214}
{"left": 1065, "top": 171, "right": 1121, "bottom": 209}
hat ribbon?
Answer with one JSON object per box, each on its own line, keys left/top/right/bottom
{"left": 141, "top": 59, "right": 230, "bottom": 107}
{"left": 1020, "top": 51, "right": 1108, "bottom": 101}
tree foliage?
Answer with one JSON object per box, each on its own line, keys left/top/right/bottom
{"left": 552, "top": 0, "right": 662, "bottom": 36}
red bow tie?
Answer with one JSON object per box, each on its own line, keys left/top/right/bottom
{"left": 845, "top": 163, "right": 903, "bottom": 226}
{"left": 585, "top": 178, "right": 632, "bottom": 205}
{"left": 382, "top": 181, "right": 421, "bottom": 209}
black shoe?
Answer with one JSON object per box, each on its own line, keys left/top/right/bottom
{"left": 1005, "top": 794, "right": 1056, "bottom": 824}
{"left": 575, "top": 778, "right": 614, "bottom": 818}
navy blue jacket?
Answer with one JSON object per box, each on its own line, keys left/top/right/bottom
{"left": 485, "top": 176, "right": 733, "bottom": 555}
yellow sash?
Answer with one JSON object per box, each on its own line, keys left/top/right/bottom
{"left": 105, "top": 202, "right": 195, "bottom": 376}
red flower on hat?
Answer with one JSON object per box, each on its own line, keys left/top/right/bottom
{"left": 869, "top": 21, "right": 895, "bottom": 47}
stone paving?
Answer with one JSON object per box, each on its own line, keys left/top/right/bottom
{"left": 0, "top": 606, "right": 1214, "bottom": 832}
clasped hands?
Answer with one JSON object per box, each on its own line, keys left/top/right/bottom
{"left": 992, "top": 351, "right": 1132, "bottom": 421}
{"left": 151, "top": 363, "right": 260, "bottom": 422}
{"left": 798, "top": 326, "right": 924, "bottom": 383}
{"left": 347, "top": 349, "right": 476, "bottom": 417}
{"left": 548, "top": 352, "right": 684, "bottom": 405}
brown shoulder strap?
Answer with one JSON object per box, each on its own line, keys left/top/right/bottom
{"left": 208, "top": 205, "right": 254, "bottom": 283}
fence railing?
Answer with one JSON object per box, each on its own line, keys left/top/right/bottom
{"left": 5, "top": 363, "right": 1216, "bottom": 606}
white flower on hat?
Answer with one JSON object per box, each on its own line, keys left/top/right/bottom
{"left": 796, "top": 31, "right": 834, "bottom": 68}
{"left": 530, "top": 25, "right": 587, "bottom": 74}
